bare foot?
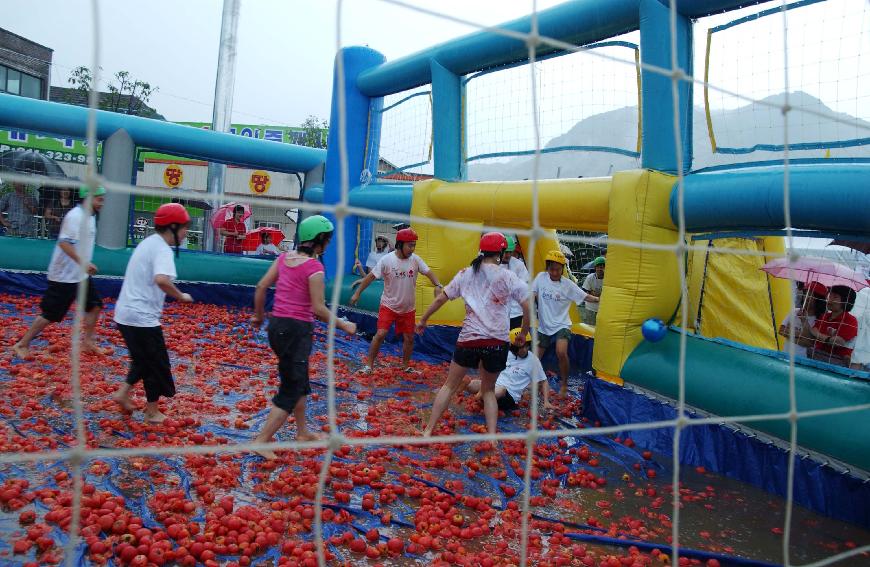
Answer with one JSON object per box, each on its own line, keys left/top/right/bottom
{"left": 113, "top": 392, "right": 135, "bottom": 413}
{"left": 296, "top": 431, "right": 326, "bottom": 442}
{"left": 254, "top": 448, "right": 278, "bottom": 460}
{"left": 421, "top": 428, "right": 433, "bottom": 438}
{"left": 559, "top": 386, "right": 568, "bottom": 397}
{"left": 82, "top": 343, "right": 113, "bottom": 356}
{"left": 11, "top": 343, "right": 31, "bottom": 360}
{"left": 144, "top": 410, "right": 167, "bottom": 424}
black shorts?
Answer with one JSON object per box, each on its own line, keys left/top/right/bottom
{"left": 268, "top": 317, "right": 314, "bottom": 412}
{"left": 497, "top": 393, "right": 518, "bottom": 412}
{"left": 118, "top": 324, "right": 175, "bottom": 403}
{"left": 452, "top": 342, "right": 509, "bottom": 373}
{"left": 40, "top": 278, "right": 102, "bottom": 323}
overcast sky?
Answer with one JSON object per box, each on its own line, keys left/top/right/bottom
{"left": 3, "top": 0, "right": 567, "bottom": 126}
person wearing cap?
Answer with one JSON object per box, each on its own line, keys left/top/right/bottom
{"left": 464, "top": 328, "right": 551, "bottom": 415}
{"left": 778, "top": 281, "right": 827, "bottom": 359}
{"left": 250, "top": 215, "right": 356, "bottom": 459}
{"left": 581, "top": 256, "right": 605, "bottom": 325}
{"left": 220, "top": 204, "right": 247, "bottom": 254}
{"left": 11, "top": 185, "right": 110, "bottom": 360}
{"left": 112, "top": 203, "right": 194, "bottom": 423}
{"left": 255, "top": 231, "right": 281, "bottom": 256}
{"left": 501, "top": 234, "right": 530, "bottom": 330}
{"left": 417, "top": 232, "right": 530, "bottom": 436}
{"left": 533, "top": 249, "right": 599, "bottom": 396}
{"left": 350, "top": 227, "right": 443, "bottom": 373}
{"left": 354, "top": 233, "right": 392, "bottom": 276}
{"left": 0, "top": 180, "right": 39, "bottom": 237}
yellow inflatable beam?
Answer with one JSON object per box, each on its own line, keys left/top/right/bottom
{"left": 427, "top": 178, "right": 611, "bottom": 232}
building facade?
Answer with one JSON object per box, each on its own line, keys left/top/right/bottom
{"left": 0, "top": 27, "right": 51, "bottom": 100}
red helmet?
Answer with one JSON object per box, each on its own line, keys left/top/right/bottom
{"left": 396, "top": 228, "right": 418, "bottom": 243}
{"left": 154, "top": 203, "right": 191, "bottom": 227}
{"left": 479, "top": 232, "right": 507, "bottom": 253}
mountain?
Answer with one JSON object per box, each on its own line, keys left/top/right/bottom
{"left": 466, "top": 91, "right": 870, "bottom": 181}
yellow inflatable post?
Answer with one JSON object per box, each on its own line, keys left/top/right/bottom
{"left": 763, "top": 236, "right": 793, "bottom": 351}
{"left": 593, "top": 170, "right": 681, "bottom": 382}
{"left": 410, "top": 180, "right": 481, "bottom": 325}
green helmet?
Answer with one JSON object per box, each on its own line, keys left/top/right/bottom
{"left": 592, "top": 256, "right": 606, "bottom": 267}
{"left": 298, "top": 215, "right": 334, "bottom": 242}
{"left": 78, "top": 185, "right": 106, "bottom": 198}
{"left": 503, "top": 234, "right": 517, "bottom": 252}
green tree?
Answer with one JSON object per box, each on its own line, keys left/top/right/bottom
{"left": 66, "top": 66, "right": 159, "bottom": 118}
{"left": 300, "top": 115, "right": 328, "bottom": 148}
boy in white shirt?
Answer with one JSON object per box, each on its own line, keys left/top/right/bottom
{"left": 113, "top": 203, "right": 194, "bottom": 423}
{"left": 12, "top": 186, "right": 110, "bottom": 359}
{"left": 465, "top": 328, "right": 550, "bottom": 414}
{"left": 581, "top": 256, "right": 604, "bottom": 325}
{"left": 532, "top": 249, "right": 599, "bottom": 396}
{"left": 350, "top": 228, "right": 443, "bottom": 373}
{"left": 501, "top": 234, "right": 530, "bottom": 330}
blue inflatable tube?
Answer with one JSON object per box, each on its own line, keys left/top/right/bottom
{"left": 0, "top": 94, "right": 325, "bottom": 173}
{"left": 671, "top": 164, "right": 870, "bottom": 234}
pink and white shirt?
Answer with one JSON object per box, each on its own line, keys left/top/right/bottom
{"left": 443, "top": 263, "right": 528, "bottom": 343}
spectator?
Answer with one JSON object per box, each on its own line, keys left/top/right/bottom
{"left": 581, "top": 256, "right": 605, "bottom": 325}
{"left": 501, "top": 234, "right": 530, "bottom": 330}
{"left": 778, "top": 281, "right": 827, "bottom": 359}
{"left": 42, "top": 186, "right": 76, "bottom": 238}
{"left": 464, "top": 328, "right": 551, "bottom": 415}
{"left": 849, "top": 285, "right": 870, "bottom": 371}
{"left": 220, "top": 205, "right": 247, "bottom": 254}
{"left": 354, "top": 234, "right": 391, "bottom": 276}
{"left": 533, "top": 249, "right": 599, "bottom": 396}
{"left": 255, "top": 232, "right": 281, "bottom": 256}
{"left": 808, "top": 285, "right": 859, "bottom": 367}
{"left": 0, "top": 182, "right": 38, "bottom": 237}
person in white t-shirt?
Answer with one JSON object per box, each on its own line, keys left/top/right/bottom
{"left": 417, "top": 232, "right": 530, "bottom": 436}
{"left": 501, "top": 234, "right": 530, "bottom": 330}
{"left": 12, "top": 186, "right": 110, "bottom": 360}
{"left": 353, "top": 234, "right": 392, "bottom": 276}
{"left": 532, "top": 249, "right": 599, "bottom": 396}
{"left": 255, "top": 231, "right": 281, "bottom": 256}
{"left": 778, "top": 281, "right": 827, "bottom": 360}
{"left": 113, "top": 203, "right": 194, "bottom": 423}
{"left": 581, "top": 256, "right": 605, "bottom": 325}
{"left": 350, "top": 228, "right": 443, "bottom": 373}
{"left": 465, "top": 328, "right": 550, "bottom": 414}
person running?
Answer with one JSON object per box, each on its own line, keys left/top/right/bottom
{"left": 464, "top": 328, "right": 551, "bottom": 414}
{"left": 12, "top": 185, "right": 110, "bottom": 360}
{"left": 112, "top": 203, "right": 194, "bottom": 423}
{"left": 533, "top": 249, "right": 599, "bottom": 396}
{"left": 416, "top": 232, "right": 530, "bottom": 436}
{"left": 502, "top": 234, "right": 530, "bottom": 330}
{"left": 350, "top": 228, "right": 443, "bottom": 373}
{"left": 581, "top": 256, "right": 605, "bottom": 325}
{"left": 250, "top": 215, "right": 357, "bottom": 459}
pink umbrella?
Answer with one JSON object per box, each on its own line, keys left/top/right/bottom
{"left": 210, "top": 202, "right": 252, "bottom": 230}
{"left": 761, "top": 256, "right": 869, "bottom": 291}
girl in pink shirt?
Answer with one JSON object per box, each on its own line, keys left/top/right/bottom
{"left": 416, "top": 232, "right": 530, "bottom": 436}
{"left": 250, "top": 215, "right": 356, "bottom": 459}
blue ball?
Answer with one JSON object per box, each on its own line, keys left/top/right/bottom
{"left": 641, "top": 318, "right": 668, "bottom": 342}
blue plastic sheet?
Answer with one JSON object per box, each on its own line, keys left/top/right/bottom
{"left": 582, "top": 377, "right": 870, "bottom": 529}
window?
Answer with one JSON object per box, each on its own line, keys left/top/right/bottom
{"left": 20, "top": 74, "right": 41, "bottom": 99}
{"left": 255, "top": 221, "right": 281, "bottom": 229}
{"left": 6, "top": 69, "right": 20, "bottom": 95}
{"left": 0, "top": 66, "right": 5, "bottom": 92}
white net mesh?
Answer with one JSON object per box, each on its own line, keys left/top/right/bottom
{"left": 1, "top": 1, "right": 870, "bottom": 567}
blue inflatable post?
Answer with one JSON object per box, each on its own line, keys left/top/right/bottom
{"left": 430, "top": 60, "right": 463, "bottom": 181}
{"left": 322, "top": 47, "right": 386, "bottom": 277}
{"left": 640, "top": 0, "right": 693, "bottom": 174}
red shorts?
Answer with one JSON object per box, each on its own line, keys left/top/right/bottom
{"left": 377, "top": 305, "right": 415, "bottom": 334}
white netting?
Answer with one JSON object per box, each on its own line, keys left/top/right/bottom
{"left": 1, "top": 1, "right": 870, "bottom": 567}
{"left": 376, "top": 85, "right": 433, "bottom": 179}
{"left": 465, "top": 34, "right": 641, "bottom": 181}
{"left": 695, "top": 0, "right": 870, "bottom": 170}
